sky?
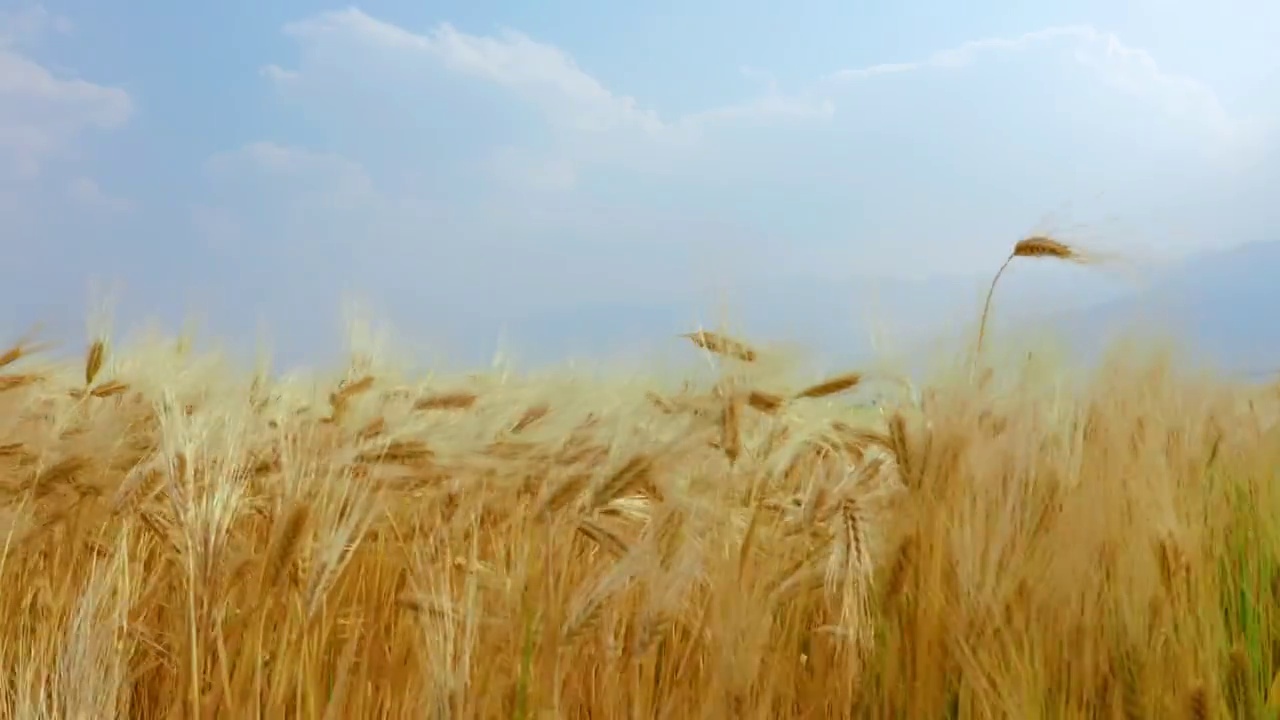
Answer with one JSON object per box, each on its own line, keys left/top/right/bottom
{"left": 2, "top": 0, "right": 1278, "bottom": 366}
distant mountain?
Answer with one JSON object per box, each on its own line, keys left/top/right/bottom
{"left": 1042, "top": 240, "right": 1280, "bottom": 377}
{"left": 495, "top": 240, "right": 1278, "bottom": 381}
{"left": 498, "top": 256, "right": 1137, "bottom": 370}
{"left": 13, "top": 241, "right": 1267, "bottom": 378}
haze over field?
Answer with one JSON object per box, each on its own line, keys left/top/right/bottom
{"left": 2, "top": 0, "right": 1277, "bottom": 367}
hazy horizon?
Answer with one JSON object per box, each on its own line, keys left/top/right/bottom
{"left": 3, "top": 1, "right": 1278, "bottom": 370}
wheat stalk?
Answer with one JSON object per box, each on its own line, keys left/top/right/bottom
{"left": 85, "top": 339, "right": 106, "bottom": 386}
{"left": 1227, "top": 645, "right": 1256, "bottom": 719}
{"left": 414, "top": 392, "right": 478, "bottom": 410}
{"left": 0, "top": 374, "right": 40, "bottom": 392}
{"left": 719, "top": 383, "right": 742, "bottom": 463}
{"left": 0, "top": 340, "right": 46, "bottom": 370}
{"left": 975, "top": 235, "right": 1087, "bottom": 357}
{"left": 681, "top": 330, "right": 758, "bottom": 362}
{"left": 576, "top": 517, "right": 630, "bottom": 558}
{"left": 510, "top": 404, "right": 550, "bottom": 433}
{"left": 1185, "top": 682, "right": 1209, "bottom": 720}
{"left": 746, "top": 390, "right": 784, "bottom": 413}
{"left": 264, "top": 504, "right": 309, "bottom": 590}
{"left": 794, "top": 372, "right": 864, "bottom": 400}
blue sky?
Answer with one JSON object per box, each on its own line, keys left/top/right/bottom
{"left": 2, "top": 0, "right": 1278, "bottom": 365}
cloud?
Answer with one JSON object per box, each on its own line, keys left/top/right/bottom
{"left": 68, "top": 176, "right": 131, "bottom": 214}
{"left": 197, "top": 142, "right": 395, "bottom": 285}
{"left": 206, "top": 141, "right": 377, "bottom": 209}
{"left": 261, "top": 10, "right": 1261, "bottom": 215}
{"left": 194, "top": 139, "right": 717, "bottom": 311}
{"left": 258, "top": 64, "right": 299, "bottom": 84}
{"left": 681, "top": 93, "right": 836, "bottom": 128}
{"left": 0, "top": 6, "right": 131, "bottom": 178}
{"left": 484, "top": 147, "right": 578, "bottom": 193}
{"left": 190, "top": 7, "right": 1276, "bottom": 361}
{"left": 265, "top": 8, "right": 833, "bottom": 183}
{"left": 825, "top": 25, "right": 1261, "bottom": 156}
{"left": 260, "top": 10, "right": 1263, "bottom": 179}
{"left": 281, "top": 11, "right": 669, "bottom": 137}
{"left": 0, "top": 4, "right": 72, "bottom": 46}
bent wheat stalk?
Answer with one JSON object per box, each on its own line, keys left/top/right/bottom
{"left": 975, "top": 235, "right": 1087, "bottom": 358}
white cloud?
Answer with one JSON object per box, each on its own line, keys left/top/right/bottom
{"left": 281, "top": 10, "right": 669, "bottom": 137}
{"left": 484, "top": 146, "right": 578, "bottom": 192}
{"left": 206, "top": 7, "right": 1277, "bottom": 336}
{"left": 0, "top": 4, "right": 72, "bottom": 47}
{"left": 682, "top": 93, "right": 835, "bottom": 128}
{"left": 0, "top": 8, "right": 131, "bottom": 177}
{"left": 826, "top": 25, "right": 1259, "bottom": 156}
{"left": 68, "top": 176, "right": 131, "bottom": 214}
{"left": 263, "top": 11, "right": 1266, "bottom": 189}
{"left": 265, "top": 8, "right": 832, "bottom": 183}
{"left": 258, "top": 64, "right": 299, "bottom": 84}
{"left": 206, "top": 142, "right": 378, "bottom": 211}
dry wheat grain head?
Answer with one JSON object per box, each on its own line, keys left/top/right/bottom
{"left": 976, "top": 234, "right": 1093, "bottom": 357}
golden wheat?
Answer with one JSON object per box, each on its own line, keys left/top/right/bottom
{"left": 976, "top": 234, "right": 1089, "bottom": 356}
{"left": 681, "top": 330, "right": 758, "bottom": 362}
{"left": 794, "top": 372, "right": 864, "bottom": 400}
{"left": 84, "top": 338, "right": 106, "bottom": 386}
{"left": 0, "top": 241, "right": 1275, "bottom": 716}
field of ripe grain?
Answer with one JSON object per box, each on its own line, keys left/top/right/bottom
{"left": 3, "top": 240, "right": 1280, "bottom": 718}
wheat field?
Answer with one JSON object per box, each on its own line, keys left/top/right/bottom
{"left": 3, "top": 241, "right": 1280, "bottom": 718}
